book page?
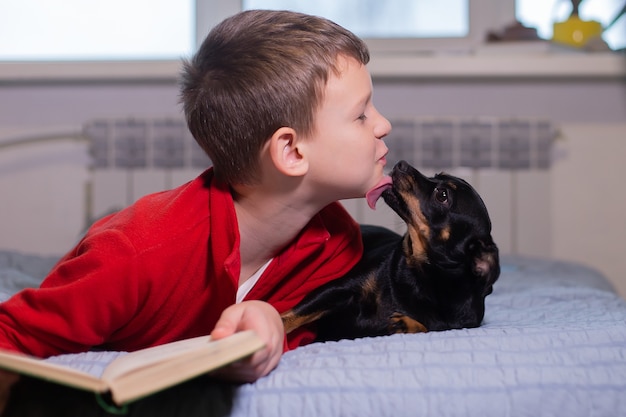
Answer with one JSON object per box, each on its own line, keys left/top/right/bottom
{"left": 45, "top": 350, "right": 127, "bottom": 378}
{"left": 107, "top": 330, "right": 265, "bottom": 405}
{"left": 102, "top": 335, "right": 213, "bottom": 382}
{"left": 0, "top": 350, "right": 108, "bottom": 392}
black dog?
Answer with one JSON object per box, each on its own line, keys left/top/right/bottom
{"left": 281, "top": 160, "right": 500, "bottom": 341}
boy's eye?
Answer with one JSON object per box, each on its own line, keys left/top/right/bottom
{"left": 357, "top": 114, "right": 367, "bottom": 121}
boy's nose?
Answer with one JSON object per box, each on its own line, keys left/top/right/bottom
{"left": 375, "top": 114, "right": 392, "bottom": 140}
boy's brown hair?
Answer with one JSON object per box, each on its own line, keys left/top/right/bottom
{"left": 180, "top": 9, "right": 370, "bottom": 185}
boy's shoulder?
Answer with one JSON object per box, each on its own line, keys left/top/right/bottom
{"left": 83, "top": 169, "right": 224, "bottom": 249}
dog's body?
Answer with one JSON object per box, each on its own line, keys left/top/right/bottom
{"left": 282, "top": 160, "right": 500, "bottom": 341}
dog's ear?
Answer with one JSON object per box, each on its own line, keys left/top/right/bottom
{"left": 468, "top": 238, "right": 500, "bottom": 293}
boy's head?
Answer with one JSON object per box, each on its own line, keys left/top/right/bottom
{"left": 180, "top": 9, "right": 370, "bottom": 185}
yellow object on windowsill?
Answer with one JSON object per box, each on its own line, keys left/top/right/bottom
{"left": 552, "top": 15, "right": 603, "bottom": 48}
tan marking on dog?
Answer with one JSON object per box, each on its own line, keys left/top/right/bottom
{"left": 281, "top": 309, "right": 325, "bottom": 334}
{"left": 390, "top": 313, "right": 428, "bottom": 333}
{"left": 359, "top": 272, "right": 383, "bottom": 310}
{"left": 401, "top": 189, "right": 430, "bottom": 236}
{"left": 475, "top": 251, "right": 495, "bottom": 277}
{"left": 403, "top": 230, "right": 427, "bottom": 267}
{"left": 361, "top": 272, "right": 378, "bottom": 298}
{"left": 399, "top": 187, "right": 430, "bottom": 266}
{"left": 440, "top": 226, "right": 451, "bottom": 241}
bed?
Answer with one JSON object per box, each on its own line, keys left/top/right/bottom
{"left": 1, "top": 250, "right": 625, "bottom": 417}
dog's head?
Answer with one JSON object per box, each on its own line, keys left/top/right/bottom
{"left": 382, "top": 160, "right": 500, "bottom": 296}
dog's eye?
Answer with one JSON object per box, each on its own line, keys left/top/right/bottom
{"left": 434, "top": 188, "right": 449, "bottom": 204}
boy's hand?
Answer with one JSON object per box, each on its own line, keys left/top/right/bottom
{"left": 210, "top": 300, "right": 284, "bottom": 382}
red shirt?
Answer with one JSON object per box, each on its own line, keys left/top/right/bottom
{"left": 0, "top": 169, "right": 362, "bottom": 357}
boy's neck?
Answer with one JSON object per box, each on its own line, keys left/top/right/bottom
{"left": 232, "top": 183, "right": 323, "bottom": 285}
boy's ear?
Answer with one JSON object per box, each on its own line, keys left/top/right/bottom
{"left": 269, "top": 127, "right": 308, "bottom": 177}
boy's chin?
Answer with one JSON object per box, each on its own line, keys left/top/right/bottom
{"left": 365, "top": 175, "right": 393, "bottom": 209}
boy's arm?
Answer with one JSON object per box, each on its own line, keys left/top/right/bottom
{"left": 0, "top": 230, "right": 142, "bottom": 357}
{"left": 209, "top": 301, "right": 284, "bottom": 382}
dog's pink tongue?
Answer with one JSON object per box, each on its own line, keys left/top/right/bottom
{"left": 365, "top": 176, "right": 393, "bottom": 209}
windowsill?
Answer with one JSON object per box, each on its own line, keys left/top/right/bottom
{"left": 0, "top": 52, "right": 624, "bottom": 83}
{"left": 0, "top": 60, "right": 183, "bottom": 83}
{"left": 369, "top": 51, "right": 626, "bottom": 79}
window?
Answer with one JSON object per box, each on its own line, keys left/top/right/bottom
{"left": 243, "top": 0, "right": 469, "bottom": 38}
{"left": 0, "top": 0, "right": 510, "bottom": 62}
{"left": 240, "top": 0, "right": 481, "bottom": 54}
{"left": 0, "top": 0, "right": 194, "bottom": 61}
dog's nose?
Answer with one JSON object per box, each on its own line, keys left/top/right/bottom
{"left": 395, "top": 160, "right": 410, "bottom": 172}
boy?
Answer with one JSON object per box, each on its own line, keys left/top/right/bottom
{"left": 0, "top": 8, "right": 391, "bottom": 395}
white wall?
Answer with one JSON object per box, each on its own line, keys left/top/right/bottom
{"left": 0, "top": 130, "right": 89, "bottom": 254}
{"left": 551, "top": 123, "right": 626, "bottom": 297}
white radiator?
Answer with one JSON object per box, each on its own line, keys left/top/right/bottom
{"left": 84, "top": 117, "right": 557, "bottom": 257}
{"left": 83, "top": 118, "right": 211, "bottom": 222}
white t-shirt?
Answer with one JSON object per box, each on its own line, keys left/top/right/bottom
{"left": 236, "top": 259, "right": 273, "bottom": 303}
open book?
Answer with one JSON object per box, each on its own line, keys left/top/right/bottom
{"left": 0, "top": 330, "right": 264, "bottom": 406}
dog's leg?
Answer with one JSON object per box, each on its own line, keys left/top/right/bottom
{"left": 389, "top": 312, "right": 428, "bottom": 333}
{"left": 281, "top": 309, "right": 326, "bottom": 334}
{"left": 281, "top": 281, "right": 357, "bottom": 334}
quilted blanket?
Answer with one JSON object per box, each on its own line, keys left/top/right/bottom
{"left": 220, "top": 256, "right": 626, "bottom": 417}
{"left": 1, "top": 252, "right": 626, "bottom": 416}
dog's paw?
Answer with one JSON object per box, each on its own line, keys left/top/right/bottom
{"left": 389, "top": 312, "right": 428, "bottom": 334}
